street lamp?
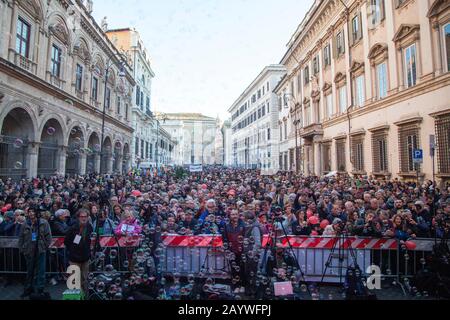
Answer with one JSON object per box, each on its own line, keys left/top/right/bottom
{"left": 100, "top": 57, "right": 126, "bottom": 174}
{"left": 285, "top": 92, "right": 302, "bottom": 174}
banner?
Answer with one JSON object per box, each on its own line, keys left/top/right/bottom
{"left": 189, "top": 164, "right": 203, "bottom": 172}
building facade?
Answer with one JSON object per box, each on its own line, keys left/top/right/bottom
{"left": 158, "top": 113, "right": 218, "bottom": 166}
{"left": 0, "top": 0, "right": 135, "bottom": 179}
{"left": 228, "top": 65, "right": 286, "bottom": 173}
{"left": 105, "top": 28, "right": 158, "bottom": 169}
{"left": 214, "top": 118, "right": 224, "bottom": 165}
{"left": 276, "top": 0, "right": 450, "bottom": 184}
{"left": 221, "top": 119, "right": 233, "bottom": 167}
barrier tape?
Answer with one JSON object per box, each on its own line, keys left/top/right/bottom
{"left": 0, "top": 235, "right": 438, "bottom": 251}
{"left": 0, "top": 236, "right": 141, "bottom": 249}
{"left": 160, "top": 235, "right": 436, "bottom": 252}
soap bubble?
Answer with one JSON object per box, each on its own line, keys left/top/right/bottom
{"left": 47, "top": 127, "right": 56, "bottom": 135}
{"left": 96, "top": 282, "right": 105, "bottom": 293}
{"left": 110, "top": 249, "right": 118, "bottom": 259}
{"left": 14, "top": 161, "right": 22, "bottom": 169}
{"left": 13, "top": 138, "right": 24, "bottom": 148}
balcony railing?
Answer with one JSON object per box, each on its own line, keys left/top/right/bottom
{"left": 13, "top": 52, "right": 37, "bottom": 74}
{"left": 75, "top": 90, "right": 84, "bottom": 100}
{"left": 48, "top": 73, "right": 65, "bottom": 90}
{"left": 300, "top": 123, "right": 324, "bottom": 139}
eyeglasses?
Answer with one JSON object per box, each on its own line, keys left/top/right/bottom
{"left": 79, "top": 215, "right": 88, "bottom": 219}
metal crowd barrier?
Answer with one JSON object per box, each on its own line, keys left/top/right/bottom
{"left": 0, "top": 235, "right": 447, "bottom": 284}
{"left": 161, "top": 235, "right": 230, "bottom": 278}
{"left": 0, "top": 236, "right": 141, "bottom": 276}
{"left": 160, "top": 235, "right": 447, "bottom": 283}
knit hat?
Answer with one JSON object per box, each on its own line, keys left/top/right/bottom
{"left": 5, "top": 211, "right": 14, "bottom": 219}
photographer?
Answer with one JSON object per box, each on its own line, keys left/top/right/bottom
{"left": 18, "top": 207, "right": 52, "bottom": 298}
{"left": 92, "top": 209, "right": 115, "bottom": 236}
{"left": 292, "top": 210, "right": 311, "bottom": 236}
{"left": 64, "top": 209, "right": 93, "bottom": 298}
{"left": 243, "top": 211, "right": 263, "bottom": 297}
{"left": 222, "top": 209, "right": 246, "bottom": 294}
{"left": 323, "top": 218, "right": 343, "bottom": 237}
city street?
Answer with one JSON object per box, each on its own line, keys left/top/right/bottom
{"left": 0, "top": 0, "right": 449, "bottom": 305}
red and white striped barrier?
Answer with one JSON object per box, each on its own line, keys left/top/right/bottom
{"left": 160, "top": 234, "right": 435, "bottom": 252}
{"left": 261, "top": 236, "right": 400, "bottom": 250}
{"left": 48, "top": 236, "right": 141, "bottom": 249}
{"left": 161, "top": 235, "right": 224, "bottom": 247}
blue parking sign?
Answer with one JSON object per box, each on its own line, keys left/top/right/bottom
{"left": 413, "top": 149, "right": 423, "bottom": 164}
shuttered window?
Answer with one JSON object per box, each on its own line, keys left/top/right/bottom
{"left": 322, "top": 143, "right": 332, "bottom": 173}
{"left": 436, "top": 113, "right": 450, "bottom": 174}
{"left": 398, "top": 124, "right": 420, "bottom": 173}
{"left": 336, "top": 139, "right": 346, "bottom": 172}
{"left": 372, "top": 131, "right": 389, "bottom": 173}
{"left": 351, "top": 136, "right": 365, "bottom": 172}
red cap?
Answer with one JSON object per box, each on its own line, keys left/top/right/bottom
{"left": 1, "top": 204, "right": 12, "bottom": 213}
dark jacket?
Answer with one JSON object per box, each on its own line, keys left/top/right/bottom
{"left": 64, "top": 223, "right": 93, "bottom": 263}
{"left": 18, "top": 219, "right": 52, "bottom": 256}
{"left": 0, "top": 221, "right": 14, "bottom": 236}
{"left": 52, "top": 219, "right": 70, "bottom": 236}
{"left": 223, "top": 220, "right": 246, "bottom": 255}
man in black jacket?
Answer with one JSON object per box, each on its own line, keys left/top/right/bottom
{"left": 64, "top": 209, "right": 93, "bottom": 298}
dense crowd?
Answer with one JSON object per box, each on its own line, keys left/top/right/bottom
{"left": 0, "top": 167, "right": 449, "bottom": 298}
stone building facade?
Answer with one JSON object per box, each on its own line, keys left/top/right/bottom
{"left": 275, "top": 0, "right": 450, "bottom": 184}
{"left": 0, "top": 0, "right": 135, "bottom": 179}
{"left": 158, "top": 113, "right": 218, "bottom": 166}
{"left": 105, "top": 28, "right": 159, "bottom": 169}
{"left": 228, "top": 65, "right": 286, "bottom": 173}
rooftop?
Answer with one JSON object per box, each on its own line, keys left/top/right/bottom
{"left": 155, "top": 112, "right": 216, "bottom": 121}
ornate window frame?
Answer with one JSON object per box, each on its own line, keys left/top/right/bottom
{"left": 393, "top": 24, "right": 421, "bottom": 89}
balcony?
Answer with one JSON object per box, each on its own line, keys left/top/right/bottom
{"left": 75, "top": 89, "right": 85, "bottom": 100}
{"left": 13, "top": 52, "right": 37, "bottom": 74}
{"left": 300, "top": 123, "right": 324, "bottom": 139}
{"left": 90, "top": 98, "right": 101, "bottom": 109}
{"left": 47, "top": 72, "right": 65, "bottom": 90}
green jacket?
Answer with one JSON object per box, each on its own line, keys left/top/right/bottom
{"left": 18, "top": 219, "right": 52, "bottom": 257}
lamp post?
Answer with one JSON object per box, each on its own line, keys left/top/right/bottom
{"left": 285, "top": 92, "right": 301, "bottom": 174}
{"left": 100, "top": 58, "right": 126, "bottom": 174}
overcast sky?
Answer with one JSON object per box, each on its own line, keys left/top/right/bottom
{"left": 93, "top": 0, "right": 314, "bottom": 121}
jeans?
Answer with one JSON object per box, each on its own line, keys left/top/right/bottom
{"left": 24, "top": 252, "right": 46, "bottom": 292}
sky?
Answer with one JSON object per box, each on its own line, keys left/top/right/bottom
{"left": 93, "top": 0, "right": 314, "bottom": 121}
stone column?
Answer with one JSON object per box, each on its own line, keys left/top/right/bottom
{"left": 57, "top": 147, "right": 67, "bottom": 175}
{"left": 79, "top": 153, "right": 87, "bottom": 175}
{"left": 107, "top": 156, "right": 113, "bottom": 174}
{"left": 27, "top": 143, "right": 39, "bottom": 179}
{"left": 314, "top": 139, "right": 322, "bottom": 176}
{"left": 94, "top": 154, "right": 101, "bottom": 173}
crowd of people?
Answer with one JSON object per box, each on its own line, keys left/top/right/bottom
{"left": 0, "top": 167, "right": 449, "bottom": 299}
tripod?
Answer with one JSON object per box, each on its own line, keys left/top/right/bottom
{"left": 201, "top": 231, "right": 229, "bottom": 278}
{"left": 319, "top": 229, "right": 370, "bottom": 299}
{"left": 260, "top": 217, "right": 310, "bottom": 296}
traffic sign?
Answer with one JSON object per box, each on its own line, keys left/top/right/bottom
{"left": 413, "top": 149, "right": 423, "bottom": 164}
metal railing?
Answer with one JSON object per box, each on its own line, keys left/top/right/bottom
{"left": 0, "top": 236, "right": 446, "bottom": 284}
